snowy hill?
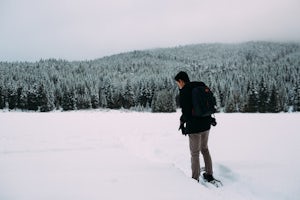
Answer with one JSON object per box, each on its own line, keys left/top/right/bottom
{"left": 0, "top": 110, "right": 299, "bottom": 200}
{"left": 1, "top": 41, "right": 300, "bottom": 113}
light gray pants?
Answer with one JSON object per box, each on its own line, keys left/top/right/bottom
{"left": 189, "top": 130, "right": 213, "bottom": 181}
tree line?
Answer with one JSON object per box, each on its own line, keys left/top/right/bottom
{"left": 0, "top": 41, "right": 299, "bottom": 113}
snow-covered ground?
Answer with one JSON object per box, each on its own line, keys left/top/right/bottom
{"left": 0, "top": 110, "right": 299, "bottom": 200}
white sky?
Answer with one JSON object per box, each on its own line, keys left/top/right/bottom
{"left": 1, "top": 0, "right": 300, "bottom": 61}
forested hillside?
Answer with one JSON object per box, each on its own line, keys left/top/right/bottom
{"left": 0, "top": 41, "right": 299, "bottom": 112}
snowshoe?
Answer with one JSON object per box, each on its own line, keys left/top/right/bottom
{"left": 200, "top": 172, "right": 223, "bottom": 188}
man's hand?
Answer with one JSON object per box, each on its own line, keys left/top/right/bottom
{"left": 178, "top": 122, "right": 187, "bottom": 136}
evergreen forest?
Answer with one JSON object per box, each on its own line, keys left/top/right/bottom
{"left": 0, "top": 41, "right": 299, "bottom": 113}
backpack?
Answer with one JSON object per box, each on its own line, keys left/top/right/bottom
{"left": 191, "top": 84, "right": 217, "bottom": 117}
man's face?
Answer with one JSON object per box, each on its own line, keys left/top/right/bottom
{"left": 176, "top": 80, "right": 185, "bottom": 89}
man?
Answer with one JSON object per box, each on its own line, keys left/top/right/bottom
{"left": 175, "top": 71, "right": 216, "bottom": 183}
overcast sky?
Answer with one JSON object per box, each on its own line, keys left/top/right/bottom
{"left": 1, "top": 0, "right": 300, "bottom": 62}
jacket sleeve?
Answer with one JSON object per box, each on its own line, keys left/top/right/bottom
{"left": 179, "top": 87, "right": 192, "bottom": 123}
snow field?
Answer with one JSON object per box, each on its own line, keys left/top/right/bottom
{"left": 0, "top": 110, "right": 299, "bottom": 200}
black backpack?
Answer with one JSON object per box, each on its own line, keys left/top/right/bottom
{"left": 191, "top": 84, "right": 217, "bottom": 117}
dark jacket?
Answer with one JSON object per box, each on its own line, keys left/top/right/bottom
{"left": 179, "top": 81, "right": 211, "bottom": 134}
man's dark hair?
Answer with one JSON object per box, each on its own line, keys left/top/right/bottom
{"left": 175, "top": 71, "right": 190, "bottom": 83}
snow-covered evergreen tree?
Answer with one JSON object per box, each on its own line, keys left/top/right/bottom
{"left": 245, "top": 86, "right": 258, "bottom": 113}
{"left": 122, "top": 80, "right": 135, "bottom": 109}
{"left": 258, "top": 78, "right": 269, "bottom": 113}
{"left": 268, "top": 85, "right": 280, "bottom": 113}
{"left": 0, "top": 86, "right": 5, "bottom": 109}
{"left": 62, "top": 88, "right": 76, "bottom": 111}
{"left": 151, "top": 90, "right": 176, "bottom": 113}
